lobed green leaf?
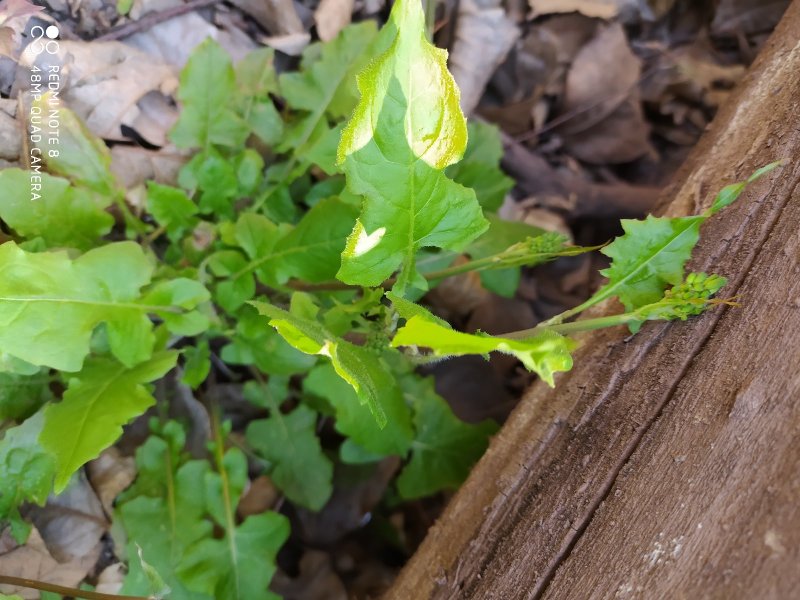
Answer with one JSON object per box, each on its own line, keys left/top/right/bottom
{"left": 40, "top": 351, "right": 177, "bottom": 492}
{"left": 336, "top": 0, "right": 488, "bottom": 291}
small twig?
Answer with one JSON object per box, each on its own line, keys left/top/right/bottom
{"left": 95, "top": 0, "right": 223, "bottom": 41}
{"left": 0, "top": 574, "right": 149, "bottom": 600}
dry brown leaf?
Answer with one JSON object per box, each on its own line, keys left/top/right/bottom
{"left": 294, "top": 458, "right": 400, "bottom": 545}
{"left": 315, "top": 0, "right": 353, "bottom": 42}
{"left": 272, "top": 551, "right": 348, "bottom": 600}
{"left": 260, "top": 32, "right": 312, "bottom": 56}
{"left": 559, "top": 22, "right": 639, "bottom": 134}
{"left": 0, "top": 97, "right": 20, "bottom": 160}
{"left": 450, "top": 0, "right": 519, "bottom": 114}
{"left": 562, "top": 96, "right": 651, "bottom": 163}
{"left": 0, "top": 527, "right": 100, "bottom": 599}
{"left": 28, "top": 471, "right": 107, "bottom": 563}
{"left": 530, "top": 0, "right": 622, "bottom": 19}
{"left": 95, "top": 563, "right": 125, "bottom": 594}
{"left": 87, "top": 447, "right": 136, "bottom": 515}
{"left": 230, "top": 0, "right": 305, "bottom": 35}
{"left": 126, "top": 12, "right": 257, "bottom": 66}
{"left": 238, "top": 475, "right": 280, "bottom": 517}
{"left": 110, "top": 145, "right": 186, "bottom": 189}
{"left": 0, "top": 0, "right": 44, "bottom": 23}
{"left": 557, "top": 22, "right": 652, "bottom": 163}
{"left": 711, "top": 0, "right": 790, "bottom": 35}
{"left": 19, "top": 40, "right": 178, "bottom": 145}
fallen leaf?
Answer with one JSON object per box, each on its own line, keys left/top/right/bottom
{"left": 238, "top": 475, "right": 280, "bottom": 518}
{"left": 20, "top": 40, "right": 178, "bottom": 145}
{"left": 95, "top": 562, "right": 126, "bottom": 594}
{"left": 529, "top": 0, "right": 629, "bottom": 19}
{"left": 86, "top": 447, "right": 136, "bottom": 515}
{"left": 449, "top": 0, "right": 519, "bottom": 114}
{"left": 110, "top": 145, "right": 186, "bottom": 189}
{"left": 557, "top": 22, "right": 652, "bottom": 163}
{"left": 0, "top": 98, "right": 20, "bottom": 161}
{"left": 27, "top": 471, "right": 107, "bottom": 563}
{"left": 294, "top": 458, "right": 400, "bottom": 545}
{"left": 230, "top": 0, "right": 305, "bottom": 35}
{"left": 125, "top": 12, "right": 257, "bottom": 67}
{"left": 711, "top": 0, "right": 790, "bottom": 35}
{"left": 260, "top": 32, "right": 312, "bottom": 56}
{"left": 272, "top": 551, "right": 348, "bottom": 600}
{"left": 0, "top": 0, "right": 44, "bottom": 23}
{"left": 129, "top": 0, "right": 183, "bottom": 20}
{"left": 315, "top": 0, "right": 353, "bottom": 42}
{"left": 0, "top": 527, "right": 100, "bottom": 599}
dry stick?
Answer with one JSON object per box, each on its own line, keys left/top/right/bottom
{"left": 0, "top": 574, "right": 148, "bottom": 600}
{"left": 95, "top": 0, "right": 223, "bottom": 41}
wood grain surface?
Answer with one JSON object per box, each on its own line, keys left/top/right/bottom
{"left": 387, "top": 2, "right": 800, "bottom": 598}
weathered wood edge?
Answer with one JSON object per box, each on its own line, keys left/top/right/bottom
{"left": 386, "top": 2, "right": 800, "bottom": 598}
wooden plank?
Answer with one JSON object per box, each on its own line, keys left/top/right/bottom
{"left": 386, "top": 2, "right": 800, "bottom": 598}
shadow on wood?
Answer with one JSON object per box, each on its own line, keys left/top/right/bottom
{"left": 387, "top": 1, "right": 800, "bottom": 598}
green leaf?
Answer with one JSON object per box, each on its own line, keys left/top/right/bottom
{"left": 235, "top": 48, "right": 283, "bottom": 145}
{"left": 170, "top": 38, "right": 249, "bottom": 149}
{"left": 252, "top": 300, "right": 394, "bottom": 427}
{"left": 585, "top": 161, "right": 784, "bottom": 314}
{"left": 209, "top": 251, "right": 256, "bottom": 313}
{"left": 182, "top": 341, "right": 211, "bottom": 389}
{"left": 136, "top": 544, "right": 172, "bottom": 600}
{"left": 464, "top": 216, "right": 549, "bottom": 296}
{"left": 146, "top": 183, "right": 198, "bottom": 242}
{"left": 176, "top": 445, "right": 289, "bottom": 600}
{"left": 40, "top": 351, "right": 177, "bottom": 492}
{"left": 446, "top": 121, "right": 514, "bottom": 211}
{"left": 178, "top": 149, "right": 240, "bottom": 217}
{"left": 269, "top": 197, "right": 358, "bottom": 283}
{"left": 0, "top": 169, "right": 112, "bottom": 250}
{"left": 221, "top": 306, "right": 316, "bottom": 375}
{"left": 0, "top": 412, "right": 56, "bottom": 541}
{"left": 118, "top": 427, "right": 215, "bottom": 599}
{"left": 336, "top": 0, "right": 488, "bottom": 291}
{"left": 598, "top": 214, "right": 705, "bottom": 311}
{"left": 396, "top": 375, "right": 496, "bottom": 499}
{"left": 139, "top": 278, "right": 210, "bottom": 336}
{"left": 246, "top": 404, "right": 334, "bottom": 510}
{"left": 710, "top": 160, "right": 784, "bottom": 214}
{"left": 0, "top": 370, "right": 53, "bottom": 421}
{"left": 279, "top": 22, "right": 378, "bottom": 159}
{"left": 233, "top": 198, "right": 357, "bottom": 285}
{"left": 0, "top": 242, "right": 157, "bottom": 371}
{"left": 32, "top": 96, "right": 119, "bottom": 198}
{"left": 304, "top": 363, "right": 413, "bottom": 457}
{"left": 390, "top": 302, "right": 574, "bottom": 386}
{"left": 178, "top": 512, "right": 289, "bottom": 600}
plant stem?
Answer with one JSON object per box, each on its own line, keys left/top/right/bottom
{"left": 210, "top": 406, "right": 242, "bottom": 599}
{"left": 503, "top": 313, "right": 639, "bottom": 339}
{"left": 0, "top": 575, "right": 148, "bottom": 600}
{"left": 537, "top": 295, "right": 602, "bottom": 327}
{"left": 286, "top": 246, "right": 592, "bottom": 292}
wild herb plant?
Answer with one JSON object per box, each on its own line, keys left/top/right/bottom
{"left": 0, "top": 0, "right": 780, "bottom": 596}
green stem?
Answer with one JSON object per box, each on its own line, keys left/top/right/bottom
{"left": 504, "top": 312, "right": 639, "bottom": 339}
{"left": 0, "top": 574, "right": 148, "bottom": 600}
{"left": 286, "top": 247, "right": 592, "bottom": 292}
{"left": 210, "top": 407, "right": 241, "bottom": 599}
{"left": 537, "top": 295, "right": 602, "bottom": 327}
